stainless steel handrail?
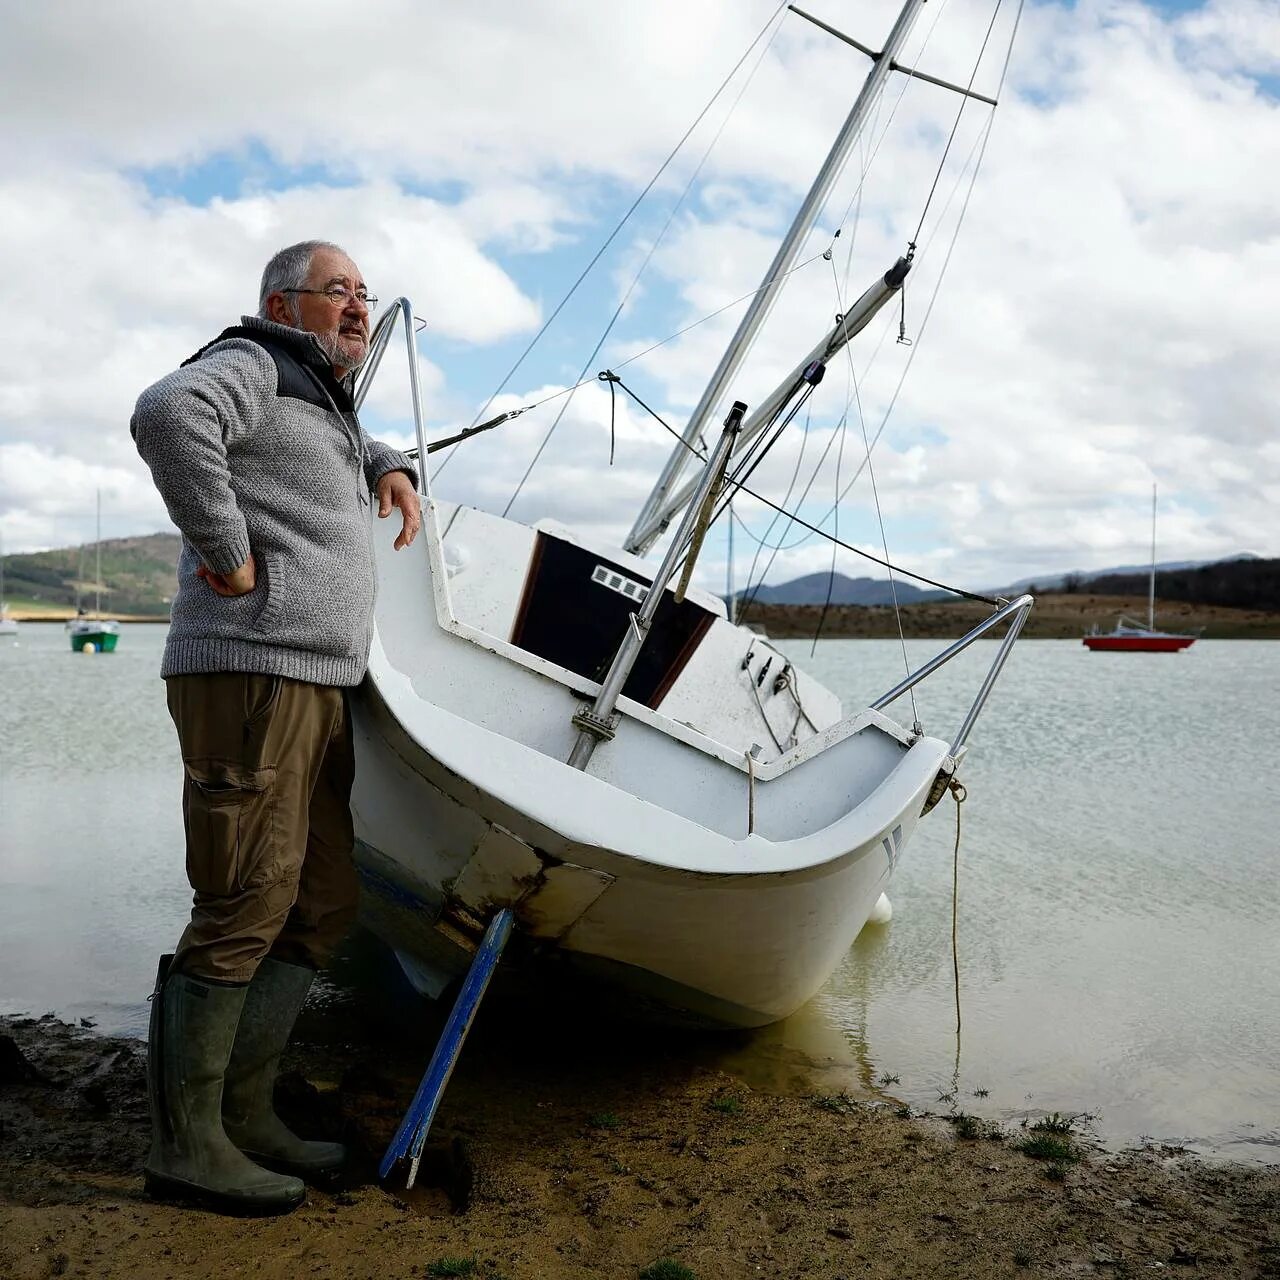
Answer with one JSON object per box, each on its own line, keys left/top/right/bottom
{"left": 353, "top": 298, "right": 430, "bottom": 490}
{"left": 869, "top": 594, "right": 1034, "bottom": 755}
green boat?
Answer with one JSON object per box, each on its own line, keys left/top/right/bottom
{"left": 68, "top": 490, "right": 121, "bottom": 653}
{"left": 68, "top": 620, "right": 120, "bottom": 653}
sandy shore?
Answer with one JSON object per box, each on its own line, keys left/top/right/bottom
{"left": 2, "top": 978, "right": 1277, "bottom": 1280}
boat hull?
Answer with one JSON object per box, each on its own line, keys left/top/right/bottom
{"left": 1082, "top": 635, "right": 1195, "bottom": 652}
{"left": 347, "top": 501, "right": 962, "bottom": 1028}
{"left": 350, "top": 674, "right": 946, "bottom": 1028}
{"left": 69, "top": 629, "right": 118, "bottom": 652}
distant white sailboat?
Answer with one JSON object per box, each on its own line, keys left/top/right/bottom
{"left": 0, "top": 532, "right": 18, "bottom": 636}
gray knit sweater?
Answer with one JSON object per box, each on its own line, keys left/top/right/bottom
{"left": 131, "top": 315, "right": 417, "bottom": 686}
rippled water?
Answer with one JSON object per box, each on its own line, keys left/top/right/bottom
{"left": 2, "top": 623, "right": 1277, "bottom": 1162}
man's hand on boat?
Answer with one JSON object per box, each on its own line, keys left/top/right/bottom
{"left": 377, "top": 469, "right": 422, "bottom": 550}
{"left": 197, "top": 554, "right": 257, "bottom": 597}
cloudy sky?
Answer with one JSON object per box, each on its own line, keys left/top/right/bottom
{"left": 1, "top": 0, "right": 1276, "bottom": 594}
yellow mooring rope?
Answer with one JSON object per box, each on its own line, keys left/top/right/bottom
{"left": 950, "top": 778, "right": 968, "bottom": 1038}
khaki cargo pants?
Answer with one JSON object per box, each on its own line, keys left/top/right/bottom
{"left": 165, "top": 673, "right": 359, "bottom": 984}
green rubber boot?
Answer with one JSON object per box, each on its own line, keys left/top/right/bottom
{"left": 222, "top": 958, "right": 347, "bottom": 1184}
{"left": 144, "top": 959, "right": 305, "bottom": 1216}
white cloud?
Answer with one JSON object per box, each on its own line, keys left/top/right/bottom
{"left": 0, "top": 0, "right": 1277, "bottom": 595}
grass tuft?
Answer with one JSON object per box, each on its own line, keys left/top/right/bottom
{"left": 426, "top": 1259, "right": 476, "bottom": 1278}
{"left": 588, "top": 1111, "right": 620, "bottom": 1130}
{"left": 949, "top": 1112, "right": 982, "bottom": 1140}
{"left": 708, "top": 1095, "right": 743, "bottom": 1116}
{"left": 1018, "top": 1133, "right": 1079, "bottom": 1163}
{"left": 639, "top": 1262, "right": 697, "bottom": 1280}
{"left": 1043, "top": 1161, "right": 1070, "bottom": 1182}
{"left": 813, "top": 1092, "right": 857, "bottom": 1115}
{"left": 1030, "top": 1112, "right": 1078, "bottom": 1135}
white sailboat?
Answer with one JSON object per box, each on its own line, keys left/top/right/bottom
{"left": 0, "top": 532, "right": 18, "bottom": 637}
{"left": 348, "top": 0, "right": 1033, "bottom": 1028}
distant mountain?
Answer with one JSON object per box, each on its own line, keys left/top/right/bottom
{"left": 733, "top": 571, "right": 934, "bottom": 607}
{"left": 3, "top": 533, "right": 179, "bottom": 617}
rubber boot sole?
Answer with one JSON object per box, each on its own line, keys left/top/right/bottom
{"left": 238, "top": 1147, "right": 347, "bottom": 1190}
{"left": 143, "top": 1169, "right": 305, "bottom": 1217}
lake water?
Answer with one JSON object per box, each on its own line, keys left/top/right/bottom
{"left": 2, "top": 622, "right": 1277, "bottom": 1163}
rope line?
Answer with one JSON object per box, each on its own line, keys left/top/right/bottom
{"left": 911, "top": 0, "right": 1005, "bottom": 249}
{"left": 950, "top": 778, "right": 968, "bottom": 1037}
{"left": 434, "top": 0, "right": 789, "bottom": 480}
{"left": 828, "top": 255, "right": 920, "bottom": 723}
{"left": 501, "top": 6, "right": 787, "bottom": 511}
{"left": 607, "top": 373, "right": 999, "bottom": 605}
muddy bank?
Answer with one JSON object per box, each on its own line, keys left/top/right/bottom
{"left": 2, "top": 998, "right": 1277, "bottom": 1280}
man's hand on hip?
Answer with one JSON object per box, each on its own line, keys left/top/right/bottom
{"left": 198, "top": 554, "right": 257, "bottom": 597}
{"left": 377, "top": 470, "right": 422, "bottom": 550}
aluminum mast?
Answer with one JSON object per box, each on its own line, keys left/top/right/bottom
{"left": 624, "top": 0, "right": 929, "bottom": 554}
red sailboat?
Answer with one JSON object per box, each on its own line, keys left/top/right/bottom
{"left": 1083, "top": 486, "right": 1198, "bottom": 653}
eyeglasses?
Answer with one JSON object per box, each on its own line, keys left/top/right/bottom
{"left": 282, "top": 286, "right": 378, "bottom": 311}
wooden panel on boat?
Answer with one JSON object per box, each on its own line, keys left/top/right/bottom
{"left": 510, "top": 532, "right": 715, "bottom": 710}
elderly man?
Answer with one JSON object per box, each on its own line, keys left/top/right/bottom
{"left": 131, "top": 241, "right": 420, "bottom": 1215}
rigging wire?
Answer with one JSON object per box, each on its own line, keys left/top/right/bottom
{"left": 793, "top": 0, "right": 1028, "bottom": 531}
{"left": 731, "top": 73, "right": 1012, "bottom": 583}
{"left": 501, "top": 5, "right": 788, "bottom": 514}
{"left": 810, "top": 333, "right": 850, "bottom": 657}
{"left": 736, "top": 406, "right": 816, "bottom": 614}
{"left": 432, "top": 0, "right": 790, "bottom": 481}
{"left": 911, "top": 0, "right": 1005, "bottom": 249}
{"left": 605, "top": 372, "right": 1000, "bottom": 605}
{"left": 828, "top": 254, "right": 921, "bottom": 724}
{"left": 730, "top": 0, "right": 1014, "bottom": 592}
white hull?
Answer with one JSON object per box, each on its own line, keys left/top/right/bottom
{"left": 351, "top": 500, "right": 954, "bottom": 1028}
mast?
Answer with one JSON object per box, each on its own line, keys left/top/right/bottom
{"left": 1149, "top": 483, "right": 1156, "bottom": 632}
{"left": 95, "top": 489, "right": 102, "bottom": 619}
{"left": 624, "top": 0, "right": 928, "bottom": 554}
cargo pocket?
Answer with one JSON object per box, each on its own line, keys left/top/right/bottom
{"left": 182, "top": 758, "right": 279, "bottom": 895}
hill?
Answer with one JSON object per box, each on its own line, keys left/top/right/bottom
{"left": 3, "top": 533, "right": 179, "bottom": 619}
{"left": 736, "top": 592, "right": 1280, "bottom": 640}
{"left": 733, "top": 571, "right": 935, "bottom": 607}
{"left": 1079, "top": 556, "right": 1280, "bottom": 612}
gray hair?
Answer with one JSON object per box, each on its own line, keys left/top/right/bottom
{"left": 257, "top": 240, "right": 347, "bottom": 319}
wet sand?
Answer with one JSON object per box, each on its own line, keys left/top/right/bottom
{"left": 2, "top": 967, "right": 1277, "bottom": 1280}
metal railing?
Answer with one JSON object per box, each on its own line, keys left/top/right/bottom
{"left": 869, "top": 594, "right": 1034, "bottom": 756}
{"left": 354, "top": 297, "right": 431, "bottom": 490}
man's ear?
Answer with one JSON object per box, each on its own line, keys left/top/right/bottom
{"left": 265, "top": 292, "right": 292, "bottom": 325}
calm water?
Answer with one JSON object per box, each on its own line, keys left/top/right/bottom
{"left": 2, "top": 623, "right": 1277, "bottom": 1162}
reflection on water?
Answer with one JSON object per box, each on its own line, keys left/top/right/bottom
{"left": 2, "top": 625, "right": 1278, "bottom": 1162}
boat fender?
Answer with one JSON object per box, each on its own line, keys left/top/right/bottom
{"left": 868, "top": 893, "right": 893, "bottom": 924}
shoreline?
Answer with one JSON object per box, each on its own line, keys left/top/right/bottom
{"left": 3, "top": 1006, "right": 1276, "bottom": 1279}
{"left": 9, "top": 591, "right": 1280, "bottom": 637}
